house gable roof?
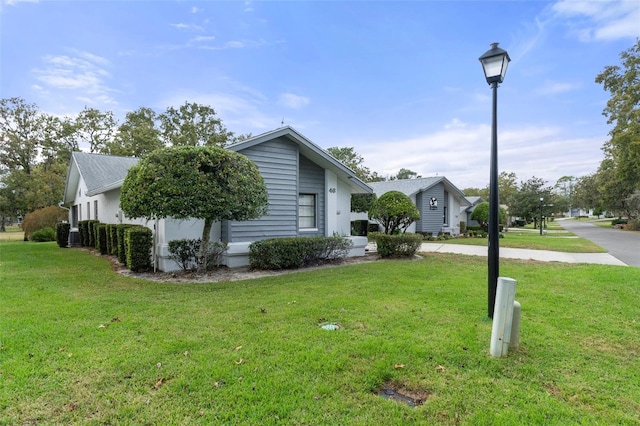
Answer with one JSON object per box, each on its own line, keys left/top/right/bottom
{"left": 368, "top": 176, "right": 471, "bottom": 206}
{"left": 63, "top": 127, "right": 373, "bottom": 204}
{"left": 63, "top": 152, "right": 139, "bottom": 203}
{"left": 227, "top": 126, "right": 372, "bottom": 194}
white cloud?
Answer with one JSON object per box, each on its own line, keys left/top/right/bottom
{"left": 190, "top": 35, "right": 216, "bottom": 43}
{"left": 536, "top": 81, "right": 580, "bottom": 96}
{"left": 32, "top": 51, "right": 117, "bottom": 106}
{"left": 552, "top": 0, "right": 640, "bottom": 41}
{"left": 191, "top": 7, "right": 202, "bottom": 14}
{"left": 4, "top": 0, "right": 39, "bottom": 5}
{"left": 350, "top": 120, "right": 604, "bottom": 188}
{"left": 279, "top": 93, "right": 310, "bottom": 109}
{"left": 170, "top": 22, "right": 203, "bottom": 32}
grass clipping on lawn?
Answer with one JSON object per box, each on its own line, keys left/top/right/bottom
{"left": 1, "top": 241, "right": 639, "bottom": 425}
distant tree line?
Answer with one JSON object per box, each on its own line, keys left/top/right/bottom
{"left": 0, "top": 99, "right": 247, "bottom": 230}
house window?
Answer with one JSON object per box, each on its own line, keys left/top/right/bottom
{"left": 78, "top": 204, "right": 82, "bottom": 221}
{"left": 299, "top": 194, "right": 317, "bottom": 229}
{"left": 87, "top": 202, "right": 90, "bottom": 220}
{"left": 94, "top": 200, "right": 98, "bottom": 220}
{"left": 443, "top": 206, "right": 448, "bottom": 224}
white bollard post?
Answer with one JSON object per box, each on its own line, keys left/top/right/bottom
{"left": 509, "top": 301, "right": 521, "bottom": 351}
{"left": 490, "top": 277, "right": 517, "bottom": 357}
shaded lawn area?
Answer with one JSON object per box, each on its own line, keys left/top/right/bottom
{"left": 1, "top": 242, "right": 639, "bottom": 425}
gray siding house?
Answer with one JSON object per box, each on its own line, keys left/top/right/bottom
{"left": 63, "top": 126, "right": 373, "bottom": 271}
{"left": 357, "top": 177, "right": 470, "bottom": 236}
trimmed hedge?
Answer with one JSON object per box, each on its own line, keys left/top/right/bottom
{"left": 97, "top": 224, "right": 109, "bottom": 255}
{"left": 86, "top": 220, "right": 100, "bottom": 247}
{"left": 56, "top": 222, "right": 70, "bottom": 248}
{"left": 108, "top": 225, "right": 119, "bottom": 255}
{"left": 374, "top": 233, "right": 423, "bottom": 258}
{"left": 125, "top": 226, "right": 152, "bottom": 272}
{"left": 249, "top": 236, "right": 353, "bottom": 270}
{"left": 116, "top": 224, "right": 136, "bottom": 264}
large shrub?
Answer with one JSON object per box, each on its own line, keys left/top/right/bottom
{"left": 373, "top": 233, "right": 423, "bottom": 258}
{"left": 249, "top": 236, "right": 353, "bottom": 270}
{"left": 368, "top": 191, "right": 420, "bottom": 234}
{"left": 168, "top": 239, "right": 227, "bottom": 271}
{"left": 21, "top": 206, "right": 68, "bottom": 241}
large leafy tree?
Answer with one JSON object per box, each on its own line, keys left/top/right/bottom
{"left": 573, "top": 173, "right": 602, "bottom": 214}
{"left": 368, "top": 190, "right": 420, "bottom": 234}
{"left": 470, "top": 202, "right": 507, "bottom": 232}
{"left": 391, "top": 168, "right": 421, "bottom": 180}
{"left": 120, "top": 146, "right": 269, "bottom": 272}
{"left": 75, "top": 107, "right": 117, "bottom": 153}
{"left": 0, "top": 97, "right": 69, "bottom": 223}
{"left": 595, "top": 40, "right": 640, "bottom": 216}
{"left": 326, "top": 146, "right": 373, "bottom": 182}
{"left": 0, "top": 97, "right": 44, "bottom": 175}
{"left": 510, "top": 177, "right": 553, "bottom": 227}
{"left": 107, "top": 107, "right": 163, "bottom": 157}
{"left": 159, "top": 102, "right": 234, "bottom": 147}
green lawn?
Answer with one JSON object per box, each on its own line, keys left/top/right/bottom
{"left": 431, "top": 221, "right": 606, "bottom": 253}
{"left": 1, "top": 242, "right": 639, "bottom": 425}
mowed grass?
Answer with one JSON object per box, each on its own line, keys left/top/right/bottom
{"left": 0, "top": 226, "right": 24, "bottom": 242}
{"left": 1, "top": 242, "right": 639, "bottom": 425}
{"left": 431, "top": 221, "right": 606, "bottom": 253}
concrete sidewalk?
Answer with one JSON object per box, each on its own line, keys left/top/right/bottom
{"left": 417, "top": 243, "right": 628, "bottom": 266}
{"left": 366, "top": 243, "right": 628, "bottom": 266}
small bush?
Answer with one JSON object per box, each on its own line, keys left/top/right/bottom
{"left": 627, "top": 219, "right": 640, "bottom": 231}
{"left": 611, "top": 219, "right": 628, "bottom": 226}
{"left": 30, "top": 227, "right": 56, "bottom": 242}
{"left": 249, "top": 236, "right": 353, "bottom": 270}
{"left": 168, "top": 239, "right": 227, "bottom": 271}
{"left": 56, "top": 222, "right": 70, "bottom": 248}
{"left": 373, "top": 233, "right": 423, "bottom": 258}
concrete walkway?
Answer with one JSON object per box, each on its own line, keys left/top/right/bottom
{"left": 417, "top": 243, "right": 628, "bottom": 266}
{"left": 366, "top": 243, "right": 628, "bottom": 266}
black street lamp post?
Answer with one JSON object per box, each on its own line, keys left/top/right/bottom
{"left": 479, "top": 43, "right": 510, "bottom": 318}
{"left": 539, "top": 197, "right": 544, "bottom": 236}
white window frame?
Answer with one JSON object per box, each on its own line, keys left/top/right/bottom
{"left": 299, "top": 193, "right": 317, "bottom": 230}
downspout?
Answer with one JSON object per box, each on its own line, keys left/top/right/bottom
{"left": 153, "top": 218, "right": 158, "bottom": 273}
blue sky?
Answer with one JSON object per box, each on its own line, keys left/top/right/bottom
{"left": 1, "top": 0, "right": 638, "bottom": 189}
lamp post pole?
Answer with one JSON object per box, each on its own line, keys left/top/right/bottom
{"left": 479, "top": 43, "right": 510, "bottom": 318}
{"left": 539, "top": 197, "right": 544, "bottom": 236}
{"left": 487, "top": 80, "right": 500, "bottom": 318}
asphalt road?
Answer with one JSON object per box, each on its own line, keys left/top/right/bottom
{"left": 559, "top": 219, "right": 640, "bottom": 267}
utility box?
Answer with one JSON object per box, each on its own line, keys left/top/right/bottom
{"left": 490, "top": 277, "right": 518, "bottom": 357}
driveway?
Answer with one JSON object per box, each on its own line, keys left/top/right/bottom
{"left": 559, "top": 219, "right": 640, "bottom": 267}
